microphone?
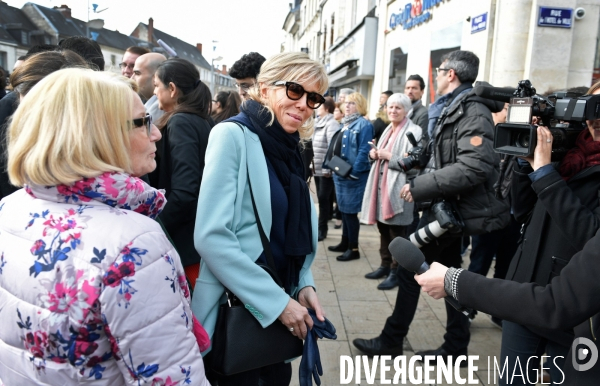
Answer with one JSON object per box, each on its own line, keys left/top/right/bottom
{"left": 474, "top": 85, "right": 516, "bottom": 103}
{"left": 157, "top": 39, "right": 178, "bottom": 57}
{"left": 389, "top": 237, "right": 473, "bottom": 317}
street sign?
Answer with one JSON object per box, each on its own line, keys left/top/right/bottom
{"left": 538, "top": 7, "right": 572, "bottom": 28}
{"left": 471, "top": 13, "right": 487, "bottom": 34}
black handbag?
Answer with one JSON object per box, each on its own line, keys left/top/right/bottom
{"left": 326, "top": 155, "right": 352, "bottom": 178}
{"left": 210, "top": 127, "right": 303, "bottom": 376}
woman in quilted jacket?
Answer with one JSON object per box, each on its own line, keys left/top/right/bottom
{"left": 0, "top": 68, "right": 210, "bottom": 385}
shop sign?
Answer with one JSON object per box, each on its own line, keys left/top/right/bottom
{"left": 389, "top": 0, "right": 444, "bottom": 31}
{"left": 538, "top": 7, "right": 572, "bottom": 28}
{"left": 471, "top": 12, "right": 487, "bottom": 34}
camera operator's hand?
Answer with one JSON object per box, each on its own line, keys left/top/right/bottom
{"left": 369, "top": 148, "right": 379, "bottom": 160}
{"left": 400, "top": 183, "right": 413, "bottom": 203}
{"left": 521, "top": 126, "right": 553, "bottom": 171}
{"left": 377, "top": 149, "right": 392, "bottom": 161}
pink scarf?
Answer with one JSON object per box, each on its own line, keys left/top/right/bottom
{"left": 367, "top": 118, "right": 407, "bottom": 223}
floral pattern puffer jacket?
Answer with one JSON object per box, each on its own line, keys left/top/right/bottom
{"left": 0, "top": 172, "right": 210, "bottom": 386}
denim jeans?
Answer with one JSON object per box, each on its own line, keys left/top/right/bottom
{"left": 499, "top": 321, "right": 568, "bottom": 385}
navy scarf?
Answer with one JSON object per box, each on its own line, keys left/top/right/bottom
{"left": 228, "top": 100, "right": 312, "bottom": 291}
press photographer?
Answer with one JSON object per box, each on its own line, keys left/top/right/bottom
{"left": 353, "top": 50, "right": 509, "bottom": 365}
{"left": 469, "top": 80, "right": 600, "bottom": 384}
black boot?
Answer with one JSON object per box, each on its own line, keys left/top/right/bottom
{"left": 318, "top": 229, "right": 327, "bottom": 241}
{"left": 337, "top": 243, "right": 360, "bottom": 261}
{"left": 377, "top": 268, "right": 400, "bottom": 290}
{"left": 328, "top": 236, "right": 348, "bottom": 252}
{"left": 365, "top": 266, "right": 390, "bottom": 279}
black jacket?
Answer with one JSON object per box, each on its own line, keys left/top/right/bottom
{"left": 411, "top": 84, "right": 509, "bottom": 234}
{"left": 456, "top": 229, "right": 600, "bottom": 385}
{"left": 410, "top": 100, "right": 429, "bottom": 134}
{"left": 508, "top": 163, "right": 600, "bottom": 286}
{"left": 0, "top": 92, "right": 19, "bottom": 200}
{"left": 148, "top": 113, "right": 211, "bottom": 267}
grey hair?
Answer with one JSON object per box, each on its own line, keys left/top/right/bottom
{"left": 339, "top": 88, "right": 355, "bottom": 96}
{"left": 440, "top": 50, "right": 479, "bottom": 84}
{"left": 386, "top": 93, "right": 412, "bottom": 112}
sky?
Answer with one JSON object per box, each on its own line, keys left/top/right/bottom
{"left": 6, "top": 0, "right": 291, "bottom": 68}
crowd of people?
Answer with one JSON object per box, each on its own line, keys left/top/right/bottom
{"left": 1, "top": 36, "right": 600, "bottom": 386}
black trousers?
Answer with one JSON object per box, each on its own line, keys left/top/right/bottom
{"left": 203, "top": 352, "right": 292, "bottom": 386}
{"left": 376, "top": 221, "right": 406, "bottom": 269}
{"left": 380, "top": 212, "right": 470, "bottom": 354}
{"left": 314, "top": 175, "right": 335, "bottom": 232}
{"left": 468, "top": 217, "right": 520, "bottom": 279}
{"left": 341, "top": 212, "right": 360, "bottom": 246}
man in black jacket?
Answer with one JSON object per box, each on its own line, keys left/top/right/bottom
{"left": 404, "top": 74, "right": 428, "bottom": 133}
{"left": 353, "top": 50, "right": 508, "bottom": 365}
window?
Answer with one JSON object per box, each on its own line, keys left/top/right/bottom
{"left": 330, "top": 14, "right": 335, "bottom": 46}
{"left": 111, "top": 55, "right": 116, "bottom": 66}
{"left": 21, "top": 31, "right": 28, "bottom": 45}
{"left": 0, "top": 51, "right": 7, "bottom": 69}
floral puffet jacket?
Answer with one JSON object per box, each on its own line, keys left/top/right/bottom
{"left": 0, "top": 172, "right": 210, "bottom": 386}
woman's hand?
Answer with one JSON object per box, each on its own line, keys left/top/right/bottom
{"left": 414, "top": 262, "right": 449, "bottom": 299}
{"left": 278, "top": 297, "right": 313, "bottom": 340}
{"left": 377, "top": 149, "right": 392, "bottom": 161}
{"left": 521, "top": 126, "right": 553, "bottom": 170}
{"left": 369, "top": 148, "right": 379, "bottom": 160}
{"left": 298, "top": 286, "right": 325, "bottom": 322}
{"left": 399, "top": 183, "right": 413, "bottom": 203}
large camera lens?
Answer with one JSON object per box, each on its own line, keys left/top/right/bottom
{"left": 515, "top": 132, "right": 530, "bottom": 148}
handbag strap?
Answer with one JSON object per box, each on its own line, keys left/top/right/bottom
{"left": 232, "top": 121, "right": 285, "bottom": 288}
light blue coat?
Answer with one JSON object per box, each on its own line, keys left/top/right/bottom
{"left": 191, "top": 121, "right": 318, "bottom": 355}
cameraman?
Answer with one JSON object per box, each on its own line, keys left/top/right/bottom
{"left": 353, "top": 50, "right": 508, "bottom": 363}
{"left": 487, "top": 81, "right": 600, "bottom": 385}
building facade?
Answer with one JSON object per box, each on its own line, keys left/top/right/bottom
{"left": 283, "top": 0, "right": 600, "bottom": 119}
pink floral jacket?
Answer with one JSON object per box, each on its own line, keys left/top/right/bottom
{"left": 0, "top": 172, "right": 210, "bottom": 386}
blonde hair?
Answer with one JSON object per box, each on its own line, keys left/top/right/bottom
{"left": 8, "top": 68, "right": 139, "bottom": 187}
{"left": 346, "top": 92, "right": 368, "bottom": 116}
{"left": 587, "top": 81, "right": 600, "bottom": 95}
{"left": 246, "top": 52, "right": 328, "bottom": 139}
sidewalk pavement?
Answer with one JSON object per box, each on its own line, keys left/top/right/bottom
{"left": 289, "top": 183, "right": 508, "bottom": 385}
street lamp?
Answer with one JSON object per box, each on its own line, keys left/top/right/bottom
{"left": 210, "top": 56, "right": 223, "bottom": 97}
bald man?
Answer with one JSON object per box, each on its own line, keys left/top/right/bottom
{"left": 132, "top": 52, "right": 166, "bottom": 120}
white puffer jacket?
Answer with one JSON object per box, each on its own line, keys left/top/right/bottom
{"left": 0, "top": 172, "right": 210, "bottom": 386}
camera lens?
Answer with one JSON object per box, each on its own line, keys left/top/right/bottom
{"left": 515, "top": 132, "right": 530, "bottom": 148}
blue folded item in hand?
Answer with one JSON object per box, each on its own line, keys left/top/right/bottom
{"left": 299, "top": 308, "right": 337, "bottom": 386}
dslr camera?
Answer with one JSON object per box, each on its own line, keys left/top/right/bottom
{"left": 480, "top": 80, "right": 600, "bottom": 161}
{"left": 409, "top": 201, "right": 463, "bottom": 248}
{"left": 397, "top": 132, "right": 430, "bottom": 172}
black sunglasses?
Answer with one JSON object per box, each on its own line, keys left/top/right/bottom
{"left": 132, "top": 114, "right": 152, "bottom": 137}
{"left": 273, "top": 81, "right": 325, "bottom": 109}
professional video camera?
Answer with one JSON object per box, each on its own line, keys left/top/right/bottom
{"left": 409, "top": 201, "right": 463, "bottom": 248}
{"left": 397, "top": 132, "right": 430, "bottom": 172}
{"left": 475, "top": 80, "right": 600, "bottom": 160}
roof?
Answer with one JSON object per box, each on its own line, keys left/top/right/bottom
{"left": 34, "top": 4, "right": 85, "bottom": 37}
{"left": 89, "top": 27, "right": 146, "bottom": 51}
{"left": 0, "top": 26, "right": 18, "bottom": 45}
{"left": 139, "top": 23, "right": 210, "bottom": 69}
{"left": 0, "top": 2, "right": 38, "bottom": 30}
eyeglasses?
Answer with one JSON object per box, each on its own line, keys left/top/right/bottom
{"left": 235, "top": 82, "right": 253, "bottom": 92}
{"left": 119, "top": 62, "right": 135, "bottom": 70}
{"left": 273, "top": 81, "right": 326, "bottom": 109}
{"left": 132, "top": 114, "right": 153, "bottom": 137}
{"left": 436, "top": 67, "right": 452, "bottom": 74}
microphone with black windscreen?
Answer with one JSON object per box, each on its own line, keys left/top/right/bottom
{"left": 389, "top": 237, "right": 472, "bottom": 316}
{"left": 474, "top": 85, "right": 516, "bottom": 103}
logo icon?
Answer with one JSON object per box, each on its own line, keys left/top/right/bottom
{"left": 572, "top": 337, "right": 598, "bottom": 372}
{"left": 410, "top": 0, "right": 422, "bottom": 17}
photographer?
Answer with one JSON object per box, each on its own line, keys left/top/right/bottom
{"left": 353, "top": 50, "right": 508, "bottom": 363}
{"left": 480, "top": 81, "right": 600, "bottom": 385}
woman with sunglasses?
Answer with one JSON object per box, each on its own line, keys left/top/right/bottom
{"left": 148, "top": 58, "right": 212, "bottom": 287}
{"left": 0, "top": 68, "right": 210, "bottom": 385}
{"left": 327, "top": 92, "right": 374, "bottom": 262}
{"left": 192, "top": 52, "right": 327, "bottom": 385}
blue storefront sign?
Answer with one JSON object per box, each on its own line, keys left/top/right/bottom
{"left": 389, "top": 0, "right": 444, "bottom": 31}
{"left": 471, "top": 12, "right": 487, "bottom": 34}
{"left": 538, "top": 7, "right": 572, "bottom": 28}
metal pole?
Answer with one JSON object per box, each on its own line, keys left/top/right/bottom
{"left": 210, "top": 59, "right": 215, "bottom": 97}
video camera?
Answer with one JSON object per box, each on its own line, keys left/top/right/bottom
{"left": 475, "top": 80, "right": 600, "bottom": 160}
